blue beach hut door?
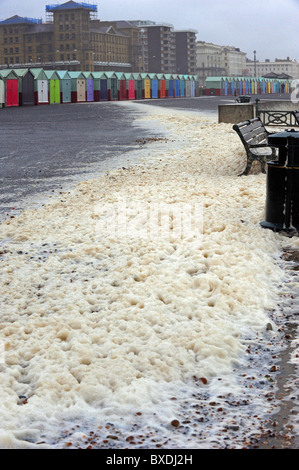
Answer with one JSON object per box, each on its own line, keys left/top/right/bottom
{"left": 100, "top": 79, "right": 108, "bottom": 100}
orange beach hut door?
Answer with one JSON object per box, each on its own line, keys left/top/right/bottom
{"left": 144, "top": 79, "right": 151, "bottom": 98}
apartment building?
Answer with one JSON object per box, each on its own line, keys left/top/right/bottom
{"left": 245, "top": 57, "right": 299, "bottom": 79}
{"left": 175, "top": 29, "right": 197, "bottom": 75}
{"left": 196, "top": 40, "right": 246, "bottom": 85}
{"left": 130, "top": 20, "right": 197, "bottom": 74}
{"left": 130, "top": 21, "right": 176, "bottom": 74}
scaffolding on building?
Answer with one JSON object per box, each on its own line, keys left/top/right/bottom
{"left": 45, "top": 2, "right": 98, "bottom": 22}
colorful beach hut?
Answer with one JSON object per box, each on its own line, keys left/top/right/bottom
{"left": 69, "top": 71, "right": 86, "bottom": 103}
{"left": 115, "top": 72, "right": 127, "bottom": 100}
{"left": 132, "top": 73, "right": 142, "bottom": 100}
{"left": 0, "top": 69, "right": 19, "bottom": 107}
{"left": 179, "top": 75, "right": 185, "bottom": 97}
{"left": 106, "top": 72, "right": 118, "bottom": 101}
{"left": 173, "top": 75, "right": 180, "bottom": 97}
{"left": 167, "top": 74, "right": 175, "bottom": 98}
{"left": 148, "top": 74, "right": 159, "bottom": 99}
{"left": 83, "top": 71, "right": 94, "bottom": 102}
{"left": 44, "top": 70, "right": 60, "bottom": 104}
{"left": 184, "top": 75, "right": 191, "bottom": 97}
{"left": 163, "top": 74, "right": 171, "bottom": 98}
{"left": 191, "top": 76, "right": 196, "bottom": 97}
{"left": 157, "top": 74, "right": 166, "bottom": 98}
{"left": 124, "top": 73, "right": 135, "bottom": 100}
{"left": 30, "top": 68, "right": 49, "bottom": 105}
{"left": 141, "top": 74, "right": 151, "bottom": 99}
{"left": 56, "top": 70, "right": 71, "bottom": 103}
{"left": 91, "top": 72, "right": 102, "bottom": 101}
{"left": 13, "top": 69, "right": 35, "bottom": 106}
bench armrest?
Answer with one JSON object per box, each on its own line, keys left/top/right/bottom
{"left": 249, "top": 144, "right": 277, "bottom": 156}
{"left": 249, "top": 144, "right": 275, "bottom": 148}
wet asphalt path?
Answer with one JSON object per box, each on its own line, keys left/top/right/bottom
{"left": 134, "top": 93, "right": 292, "bottom": 113}
{"left": 0, "top": 101, "right": 158, "bottom": 221}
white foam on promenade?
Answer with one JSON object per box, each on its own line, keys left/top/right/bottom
{"left": 0, "top": 102, "right": 297, "bottom": 448}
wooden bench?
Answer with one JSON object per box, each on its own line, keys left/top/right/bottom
{"left": 233, "top": 117, "right": 277, "bottom": 176}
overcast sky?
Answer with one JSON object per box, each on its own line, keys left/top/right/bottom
{"left": 0, "top": 0, "right": 298, "bottom": 61}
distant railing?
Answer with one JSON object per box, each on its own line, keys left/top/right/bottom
{"left": 255, "top": 99, "right": 298, "bottom": 127}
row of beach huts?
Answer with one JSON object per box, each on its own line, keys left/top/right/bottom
{"left": 0, "top": 68, "right": 200, "bottom": 108}
{"left": 204, "top": 76, "right": 294, "bottom": 96}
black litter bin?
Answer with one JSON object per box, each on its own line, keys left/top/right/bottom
{"left": 260, "top": 130, "right": 299, "bottom": 232}
{"left": 237, "top": 95, "right": 251, "bottom": 103}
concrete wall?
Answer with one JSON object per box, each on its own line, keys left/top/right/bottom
{"left": 218, "top": 103, "right": 255, "bottom": 124}
{"left": 255, "top": 100, "right": 298, "bottom": 111}
{"left": 218, "top": 100, "right": 299, "bottom": 124}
